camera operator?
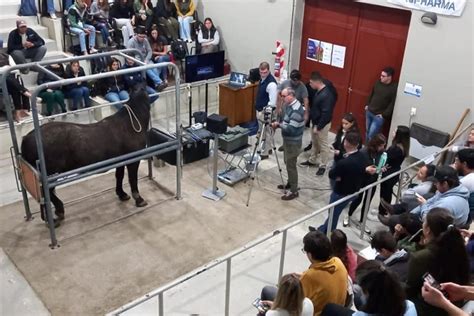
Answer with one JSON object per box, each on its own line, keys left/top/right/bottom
{"left": 271, "top": 87, "right": 305, "bottom": 200}
{"left": 255, "top": 62, "right": 278, "bottom": 160}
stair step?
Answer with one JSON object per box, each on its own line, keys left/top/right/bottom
{"left": 0, "top": 4, "right": 21, "bottom": 16}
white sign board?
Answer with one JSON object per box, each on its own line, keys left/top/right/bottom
{"left": 331, "top": 45, "right": 346, "bottom": 68}
{"left": 404, "top": 82, "right": 422, "bottom": 97}
{"left": 388, "top": 0, "right": 466, "bottom": 17}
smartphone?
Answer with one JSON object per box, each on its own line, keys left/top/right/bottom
{"left": 252, "top": 298, "right": 269, "bottom": 313}
{"left": 423, "top": 273, "right": 448, "bottom": 297}
{"left": 415, "top": 192, "right": 423, "bottom": 199}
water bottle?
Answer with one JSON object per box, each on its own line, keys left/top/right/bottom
{"left": 376, "top": 152, "right": 387, "bottom": 174}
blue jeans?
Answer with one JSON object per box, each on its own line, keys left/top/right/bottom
{"left": 178, "top": 16, "right": 193, "bottom": 40}
{"left": 94, "top": 22, "right": 110, "bottom": 43}
{"left": 146, "top": 85, "right": 159, "bottom": 103}
{"left": 47, "top": 0, "right": 54, "bottom": 13}
{"left": 105, "top": 90, "right": 129, "bottom": 110}
{"left": 318, "top": 191, "right": 356, "bottom": 234}
{"left": 70, "top": 24, "right": 96, "bottom": 53}
{"left": 365, "top": 110, "right": 384, "bottom": 142}
{"left": 155, "top": 55, "right": 170, "bottom": 80}
{"left": 66, "top": 86, "right": 90, "bottom": 110}
{"left": 146, "top": 61, "right": 163, "bottom": 86}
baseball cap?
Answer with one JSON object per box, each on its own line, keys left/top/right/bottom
{"left": 432, "top": 165, "right": 457, "bottom": 182}
{"left": 16, "top": 20, "right": 27, "bottom": 28}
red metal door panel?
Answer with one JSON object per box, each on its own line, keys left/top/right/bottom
{"left": 298, "top": 0, "right": 359, "bottom": 132}
{"left": 347, "top": 5, "right": 411, "bottom": 139}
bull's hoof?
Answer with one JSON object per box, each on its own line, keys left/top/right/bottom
{"left": 117, "top": 192, "right": 131, "bottom": 201}
{"left": 135, "top": 197, "right": 148, "bottom": 207}
{"left": 56, "top": 213, "right": 65, "bottom": 221}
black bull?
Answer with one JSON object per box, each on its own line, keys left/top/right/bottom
{"left": 21, "top": 85, "right": 151, "bottom": 224}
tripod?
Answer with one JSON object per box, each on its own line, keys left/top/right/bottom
{"left": 245, "top": 116, "right": 285, "bottom": 206}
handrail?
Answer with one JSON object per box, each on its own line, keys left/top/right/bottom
{"left": 107, "top": 141, "right": 464, "bottom": 315}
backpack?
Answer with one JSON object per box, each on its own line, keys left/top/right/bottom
{"left": 171, "top": 40, "right": 188, "bottom": 60}
{"left": 19, "top": 0, "right": 37, "bottom": 16}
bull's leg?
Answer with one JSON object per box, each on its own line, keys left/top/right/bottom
{"left": 50, "top": 188, "right": 65, "bottom": 221}
{"left": 115, "top": 166, "right": 130, "bottom": 201}
{"left": 127, "top": 162, "right": 147, "bottom": 207}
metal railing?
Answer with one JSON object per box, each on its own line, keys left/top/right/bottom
{"left": 107, "top": 138, "right": 464, "bottom": 315}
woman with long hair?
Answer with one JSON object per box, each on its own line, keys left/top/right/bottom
{"left": 322, "top": 260, "right": 416, "bottom": 316}
{"left": 133, "top": 0, "right": 153, "bottom": 33}
{"left": 153, "top": 0, "right": 179, "bottom": 41}
{"left": 175, "top": 0, "right": 195, "bottom": 42}
{"left": 262, "top": 274, "right": 314, "bottom": 316}
{"left": 197, "top": 17, "right": 220, "bottom": 54}
{"left": 64, "top": 60, "right": 91, "bottom": 110}
{"left": 149, "top": 27, "right": 170, "bottom": 83}
{"left": 332, "top": 112, "right": 361, "bottom": 162}
{"left": 90, "top": 0, "right": 116, "bottom": 47}
{"left": 104, "top": 58, "right": 129, "bottom": 109}
{"left": 377, "top": 125, "right": 410, "bottom": 215}
{"left": 110, "top": 0, "right": 135, "bottom": 47}
{"left": 330, "top": 229, "right": 358, "bottom": 281}
{"left": 405, "top": 207, "right": 470, "bottom": 315}
{"left": 344, "top": 133, "right": 387, "bottom": 231}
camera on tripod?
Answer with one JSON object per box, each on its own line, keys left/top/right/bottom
{"left": 262, "top": 105, "right": 275, "bottom": 123}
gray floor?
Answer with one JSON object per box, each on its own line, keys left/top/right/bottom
{"left": 0, "top": 127, "right": 387, "bottom": 315}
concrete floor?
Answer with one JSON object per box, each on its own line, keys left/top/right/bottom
{"left": 0, "top": 128, "right": 386, "bottom": 315}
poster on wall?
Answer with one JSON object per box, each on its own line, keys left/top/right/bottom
{"left": 306, "top": 38, "right": 320, "bottom": 61}
{"left": 331, "top": 45, "right": 346, "bottom": 68}
{"left": 404, "top": 82, "right": 422, "bottom": 97}
{"left": 387, "top": 0, "right": 466, "bottom": 17}
{"left": 319, "top": 41, "right": 333, "bottom": 65}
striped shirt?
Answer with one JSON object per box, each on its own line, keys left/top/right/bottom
{"left": 280, "top": 99, "right": 305, "bottom": 144}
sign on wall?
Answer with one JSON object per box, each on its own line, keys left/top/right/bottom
{"left": 387, "top": 0, "right": 466, "bottom": 17}
{"left": 306, "top": 38, "right": 346, "bottom": 69}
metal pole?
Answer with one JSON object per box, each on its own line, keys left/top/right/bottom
{"left": 326, "top": 206, "right": 334, "bottom": 238}
{"left": 158, "top": 292, "right": 164, "bottom": 316}
{"left": 359, "top": 188, "right": 374, "bottom": 239}
{"left": 278, "top": 230, "right": 287, "bottom": 280}
{"left": 175, "top": 64, "right": 182, "bottom": 200}
{"left": 395, "top": 173, "right": 403, "bottom": 203}
{"left": 224, "top": 258, "right": 232, "bottom": 316}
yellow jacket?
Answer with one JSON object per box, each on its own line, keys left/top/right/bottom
{"left": 300, "top": 257, "right": 348, "bottom": 316}
{"left": 175, "top": 0, "right": 195, "bottom": 17}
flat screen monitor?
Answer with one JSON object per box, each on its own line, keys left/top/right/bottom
{"left": 185, "top": 51, "right": 225, "bottom": 83}
{"left": 228, "top": 72, "right": 247, "bottom": 88}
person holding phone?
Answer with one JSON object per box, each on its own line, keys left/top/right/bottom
{"left": 422, "top": 281, "right": 474, "bottom": 316}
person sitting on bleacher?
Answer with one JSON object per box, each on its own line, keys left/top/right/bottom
{"left": 7, "top": 19, "right": 47, "bottom": 74}
{"left": 127, "top": 27, "right": 167, "bottom": 91}
{"left": 175, "top": 0, "right": 195, "bottom": 43}
{"left": 153, "top": 0, "right": 179, "bottom": 41}
{"left": 64, "top": 60, "right": 91, "bottom": 110}
{"left": 149, "top": 27, "right": 170, "bottom": 84}
{"left": 68, "top": 0, "right": 98, "bottom": 55}
{"left": 133, "top": 0, "right": 154, "bottom": 33}
{"left": 122, "top": 56, "right": 158, "bottom": 103}
{"left": 36, "top": 63, "right": 67, "bottom": 116}
{"left": 197, "top": 17, "right": 220, "bottom": 54}
{"left": 90, "top": 0, "right": 117, "bottom": 48}
{"left": 104, "top": 58, "right": 129, "bottom": 109}
{"left": 110, "top": 0, "right": 135, "bottom": 48}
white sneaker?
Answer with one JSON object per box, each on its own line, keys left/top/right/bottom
{"left": 343, "top": 215, "right": 350, "bottom": 227}
{"left": 367, "top": 208, "right": 379, "bottom": 221}
{"left": 89, "top": 47, "right": 98, "bottom": 54}
{"left": 50, "top": 12, "right": 57, "bottom": 19}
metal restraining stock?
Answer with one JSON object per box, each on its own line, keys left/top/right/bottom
{"left": 107, "top": 125, "right": 474, "bottom": 316}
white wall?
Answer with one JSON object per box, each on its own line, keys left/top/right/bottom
{"left": 199, "top": 0, "right": 473, "bottom": 137}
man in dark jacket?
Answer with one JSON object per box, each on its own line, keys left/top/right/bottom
{"left": 301, "top": 72, "right": 336, "bottom": 176}
{"left": 122, "top": 57, "right": 159, "bottom": 103}
{"left": 371, "top": 230, "right": 410, "bottom": 284}
{"left": 310, "top": 131, "right": 366, "bottom": 233}
{"left": 7, "top": 19, "right": 47, "bottom": 74}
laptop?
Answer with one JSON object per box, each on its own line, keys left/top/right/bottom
{"left": 227, "top": 71, "right": 247, "bottom": 88}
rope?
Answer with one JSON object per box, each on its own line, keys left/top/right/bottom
{"left": 123, "top": 104, "right": 142, "bottom": 133}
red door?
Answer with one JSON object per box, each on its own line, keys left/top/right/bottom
{"left": 299, "top": 0, "right": 410, "bottom": 138}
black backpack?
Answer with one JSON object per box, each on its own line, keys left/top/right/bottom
{"left": 171, "top": 40, "right": 188, "bottom": 60}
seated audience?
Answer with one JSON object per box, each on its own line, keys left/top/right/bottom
{"left": 175, "top": 0, "right": 195, "bottom": 42}
{"left": 64, "top": 60, "right": 91, "bottom": 110}
{"left": 322, "top": 260, "right": 417, "bottom": 316}
{"left": 330, "top": 229, "right": 358, "bottom": 282}
{"left": 127, "top": 27, "right": 167, "bottom": 91}
{"left": 394, "top": 213, "right": 423, "bottom": 253}
{"left": 122, "top": 57, "right": 158, "bottom": 103}
{"left": 153, "top": 0, "right": 179, "bottom": 41}
{"left": 260, "top": 274, "right": 314, "bottom": 316}
{"left": 422, "top": 282, "right": 474, "bottom": 316}
{"left": 344, "top": 134, "right": 387, "bottom": 231}
{"left": 110, "top": 0, "right": 135, "bottom": 47}
{"left": 380, "top": 163, "right": 436, "bottom": 215}
{"left": 90, "top": 0, "right": 117, "bottom": 47}
{"left": 371, "top": 230, "right": 410, "bottom": 285}
{"left": 262, "top": 231, "right": 347, "bottom": 316}
{"left": 405, "top": 208, "right": 469, "bottom": 316}
{"left": 133, "top": 0, "right": 153, "bottom": 33}
{"left": 455, "top": 148, "right": 474, "bottom": 194}
{"left": 104, "top": 58, "right": 129, "bottom": 109}
{"left": 197, "top": 17, "right": 220, "bottom": 54}
{"left": 149, "top": 27, "right": 170, "bottom": 83}
{"left": 68, "top": 0, "right": 98, "bottom": 55}
{"left": 7, "top": 19, "right": 47, "bottom": 74}
{"left": 36, "top": 63, "right": 67, "bottom": 115}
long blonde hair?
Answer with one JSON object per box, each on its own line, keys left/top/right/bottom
{"left": 271, "top": 274, "right": 304, "bottom": 315}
